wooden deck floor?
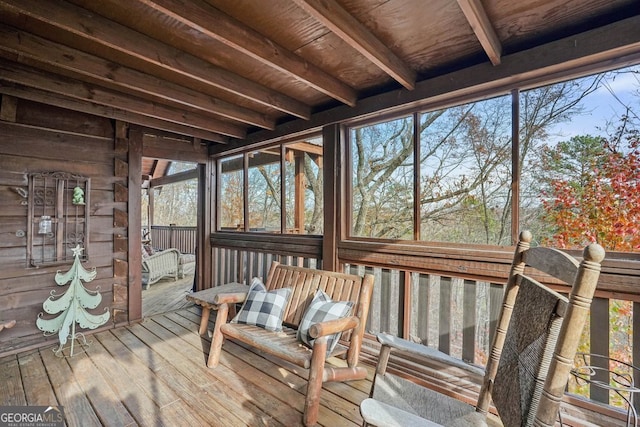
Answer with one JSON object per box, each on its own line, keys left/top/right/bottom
{"left": 0, "top": 304, "right": 372, "bottom": 427}
{"left": 142, "top": 273, "right": 194, "bottom": 318}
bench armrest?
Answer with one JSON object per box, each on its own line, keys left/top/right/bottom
{"left": 213, "top": 292, "right": 248, "bottom": 305}
{"left": 309, "top": 315, "right": 359, "bottom": 339}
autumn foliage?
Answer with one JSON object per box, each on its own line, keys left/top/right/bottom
{"left": 541, "top": 129, "right": 638, "bottom": 404}
{"left": 541, "top": 130, "right": 640, "bottom": 251}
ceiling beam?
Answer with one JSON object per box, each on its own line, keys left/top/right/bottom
{"left": 456, "top": 0, "right": 502, "bottom": 65}
{"left": 286, "top": 141, "right": 324, "bottom": 156}
{"left": 149, "top": 160, "right": 161, "bottom": 179}
{"left": 213, "top": 14, "right": 640, "bottom": 154}
{"left": 0, "top": 24, "right": 275, "bottom": 130}
{"left": 292, "top": 0, "right": 416, "bottom": 90}
{"left": 0, "top": 0, "right": 311, "bottom": 120}
{"left": 0, "top": 82, "right": 229, "bottom": 143}
{"left": 0, "top": 59, "right": 246, "bottom": 138}
{"left": 150, "top": 168, "right": 198, "bottom": 188}
{"left": 134, "top": 0, "right": 358, "bottom": 106}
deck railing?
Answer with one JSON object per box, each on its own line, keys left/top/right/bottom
{"left": 149, "top": 225, "right": 197, "bottom": 254}
{"left": 210, "top": 234, "right": 640, "bottom": 426}
{"left": 210, "top": 232, "right": 323, "bottom": 286}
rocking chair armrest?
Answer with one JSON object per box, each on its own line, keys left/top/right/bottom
{"left": 377, "top": 333, "right": 485, "bottom": 377}
{"left": 309, "top": 316, "right": 359, "bottom": 339}
{"left": 214, "top": 292, "right": 248, "bottom": 305}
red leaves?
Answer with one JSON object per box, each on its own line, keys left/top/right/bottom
{"left": 542, "top": 135, "right": 640, "bottom": 251}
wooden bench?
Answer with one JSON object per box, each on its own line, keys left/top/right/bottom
{"left": 207, "top": 261, "right": 375, "bottom": 427}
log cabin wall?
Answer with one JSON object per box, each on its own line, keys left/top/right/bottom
{"left": 0, "top": 96, "right": 128, "bottom": 357}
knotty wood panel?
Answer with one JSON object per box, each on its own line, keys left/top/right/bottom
{"left": 0, "top": 100, "right": 122, "bottom": 358}
{"left": 16, "top": 98, "right": 114, "bottom": 138}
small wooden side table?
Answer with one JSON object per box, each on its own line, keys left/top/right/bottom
{"left": 186, "top": 282, "right": 249, "bottom": 336}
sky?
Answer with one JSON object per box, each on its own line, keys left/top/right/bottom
{"left": 548, "top": 64, "right": 640, "bottom": 143}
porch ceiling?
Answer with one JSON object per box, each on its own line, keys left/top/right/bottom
{"left": 142, "top": 158, "right": 171, "bottom": 185}
{"left": 0, "top": 0, "right": 638, "bottom": 149}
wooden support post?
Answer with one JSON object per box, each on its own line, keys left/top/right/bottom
{"left": 322, "top": 124, "right": 341, "bottom": 271}
{"left": 294, "top": 151, "right": 305, "bottom": 233}
{"left": 126, "top": 123, "right": 143, "bottom": 322}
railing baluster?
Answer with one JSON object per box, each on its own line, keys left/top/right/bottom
{"left": 409, "top": 272, "right": 421, "bottom": 342}
{"left": 590, "top": 297, "right": 610, "bottom": 404}
{"left": 389, "top": 269, "right": 400, "bottom": 336}
{"left": 463, "top": 279, "right": 476, "bottom": 363}
{"left": 439, "top": 276, "right": 451, "bottom": 355}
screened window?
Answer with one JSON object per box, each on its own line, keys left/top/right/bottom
{"left": 284, "top": 137, "right": 324, "bottom": 234}
{"left": 248, "top": 148, "right": 281, "bottom": 232}
{"left": 216, "top": 135, "right": 323, "bottom": 235}
{"left": 347, "top": 64, "right": 640, "bottom": 249}
{"left": 350, "top": 116, "right": 414, "bottom": 238}
{"left": 419, "top": 96, "right": 512, "bottom": 245}
{"left": 520, "top": 65, "right": 640, "bottom": 251}
{"left": 219, "top": 155, "right": 244, "bottom": 230}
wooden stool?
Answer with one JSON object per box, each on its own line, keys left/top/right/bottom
{"left": 186, "top": 282, "right": 249, "bottom": 335}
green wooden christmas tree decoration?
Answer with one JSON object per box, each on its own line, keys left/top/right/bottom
{"left": 36, "top": 245, "right": 110, "bottom": 356}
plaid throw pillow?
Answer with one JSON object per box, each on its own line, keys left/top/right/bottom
{"left": 297, "top": 290, "right": 354, "bottom": 356}
{"left": 231, "top": 277, "right": 291, "bottom": 332}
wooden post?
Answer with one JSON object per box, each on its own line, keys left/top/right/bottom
{"left": 322, "top": 124, "right": 340, "bottom": 271}
{"left": 126, "top": 124, "right": 143, "bottom": 322}
{"left": 294, "top": 151, "right": 305, "bottom": 233}
{"left": 196, "top": 160, "right": 213, "bottom": 291}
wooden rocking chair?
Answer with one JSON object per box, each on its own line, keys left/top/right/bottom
{"left": 360, "top": 231, "right": 605, "bottom": 427}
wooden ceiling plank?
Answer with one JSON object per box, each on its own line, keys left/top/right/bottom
{"left": 0, "top": 24, "right": 275, "bottom": 130}
{"left": 0, "top": 59, "right": 246, "bottom": 138}
{"left": 0, "top": 83, "right": 229, "bottom": 143}
{"left": 135, "top": 0, "right": 358, "bottom": 106}
{"left": 0, "top": 0, "right": 311, "bottom": 120}
{"left": 219, "top": 14, "right": 640, "bottom": 153}
{"left": 456, "top": 0, "right": 502, "bottom": 65}
{"left": 293, "top": 0, "right": 416, "bottom": 90}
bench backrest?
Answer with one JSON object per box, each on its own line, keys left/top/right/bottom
{"left": 265, "top": 261, "right": 375, "bottom": 364}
